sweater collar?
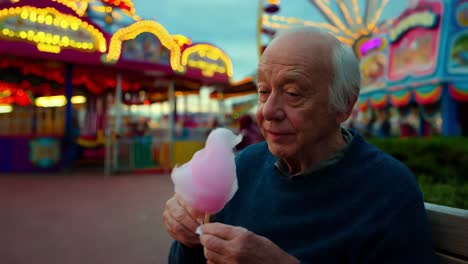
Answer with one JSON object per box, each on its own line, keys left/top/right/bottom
{"left": 274, "top": 128, "right": 354, "bottom": 179}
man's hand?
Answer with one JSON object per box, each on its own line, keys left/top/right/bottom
{"left": 163, "top": 193, "right": 205, "bottom": 248}
{"left": 199, "top": 223, "right": 300, "bottom": 264}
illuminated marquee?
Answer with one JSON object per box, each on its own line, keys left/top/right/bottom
{"left": 172, "top": 34, "right": 192, "bottom": 47}
{"left": 101, "top": 0, "right": 140, "bottom": 20}
{"left": 102, "top": 0, "right": 134, "bottom": 12}
{"left": 389, "top": 11, "right": 439, "bottom": 43}
{"left": 182, "top": 44, "right": 233, "bottom": 78}
{"left": 0, "top": 6, "right": 107, "bottom": 54}
{"left": 105, "top": 20, "right": 184, "bottom": 72}
{"left": 12, "top": 0, "right": 89, "bottom": 16}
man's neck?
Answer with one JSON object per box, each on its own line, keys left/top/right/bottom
{"left": 285, "top": 128, "right": 346, "bottom": 175}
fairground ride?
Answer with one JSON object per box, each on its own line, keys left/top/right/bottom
{"left": 257, "top": 0, "right": 391, "bottom": 58}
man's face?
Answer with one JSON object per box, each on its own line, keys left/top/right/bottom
{"left": 256, "top": 36, "right": 339, "bottom": 161}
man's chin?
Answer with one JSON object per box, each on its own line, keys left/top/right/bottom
{"left": 267, "top": 143, "right": 293, "bottom": 159}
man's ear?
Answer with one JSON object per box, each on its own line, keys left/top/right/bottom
{"left": 336, "top": 111, "right": 351, "bottom": 124}
{"left": 336, "top": 93, "right": 358, "bottom": 124}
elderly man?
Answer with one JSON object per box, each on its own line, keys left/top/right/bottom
{"left": 163, "top": 28, "right": 436, "bottom": 263}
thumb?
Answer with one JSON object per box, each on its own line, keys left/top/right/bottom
{"left": 201, "top": 223, "right": 241, "bottom": 240}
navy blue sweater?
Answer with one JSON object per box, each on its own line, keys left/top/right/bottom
{"left": 168, "top": 132, "right": 436, "bottom": 263}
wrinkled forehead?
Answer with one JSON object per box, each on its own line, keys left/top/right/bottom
{"left": 260, "top": 33, "right": 333, "bottom": 68}
{"left": 257, "top": 64, "right": 309, "bottom": 85}
{"left": 265, "top": 30, "right": 334, "bottom": 57}
{"left": 257, "top": 45, "right": 333, "bottom": 88}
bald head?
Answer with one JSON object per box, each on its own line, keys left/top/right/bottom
{"left": 260, "top": 29, "right": 336, "bottom": 100}
{"left": 266, "top": 28, "right": 339, "bottom": 68}
{"left": 263, "top": 28, "right": 337, "bottom": 79}
{"left": 271, "top": 27, "right": 340, "bottom": 51}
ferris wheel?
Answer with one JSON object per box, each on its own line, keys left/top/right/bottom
{"left": 257, "top": 0, "right": 391, "bottom": 58}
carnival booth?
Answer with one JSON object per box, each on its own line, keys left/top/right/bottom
{"left": 355, "top": 0, "right": 468, "bottom": 137}
{"left": 0, "top": 0, "right": 233, "bottom": 173}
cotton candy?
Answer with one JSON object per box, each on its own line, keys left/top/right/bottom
{"left": 171, "top": 128, "right": 242, "bottom": 214}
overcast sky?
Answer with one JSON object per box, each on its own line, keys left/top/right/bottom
{"left": 132, "top": 0, "right": 408, "bottom": 82}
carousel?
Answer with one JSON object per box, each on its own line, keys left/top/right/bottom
{"left": 0, "top": 0, "right": 233, "bottom": 173}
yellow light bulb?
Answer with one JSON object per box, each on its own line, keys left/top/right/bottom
{"left": 45, "top": 15, "right": 53, "bottom": 25}
{"left": 60, "top": 20, "right": 68, "bottom": 29}
{"left": 37, "top": 31, "right": 45, "bottom": 38}
{"left": 20, "top": 10, "right": 28, "bottom": 19}
{"left": 52, "top": 35, "right": 60, "bottom": 44}
{"left": 30, "top": 12, "right": 37, "bottom": 22}
{"left": 62, "top": 36, "right": 69, "bottom": 46}
{"left": 0, "top": 105, "right": 13, "bottom": 114}
{"left": 37, "top": 14, "right": 45, "bottom": 23}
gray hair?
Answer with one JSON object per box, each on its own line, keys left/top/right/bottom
{"left": 273, "top": 27, "right": 361, "bottom": 113}
{"left": 330, "top": 41, "right": 361, "bottom": 113}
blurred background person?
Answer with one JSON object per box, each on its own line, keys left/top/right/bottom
{"left": 235, "top": 114, "right": 264, "bottom": 151}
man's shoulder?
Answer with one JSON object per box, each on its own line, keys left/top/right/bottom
{"left": 349, "top": 134, "right": 420, "bottom": 195}
{"left": 350, "top": 133, "right": 413, "bottom": 174}
{"left": 368, "top": 144, "right": 414, "bottom": 179}
{"left": 345, "top": 136, "right": 427, "bottom": 236}
{"left": 363, "top": 142, "right": 413, "bottom": 175}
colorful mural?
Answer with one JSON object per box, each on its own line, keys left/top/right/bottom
{"left": 360, "top": 46, "right": 387, "bottom": 91}
{"left": 448, "top": 1, "right": 468, "bottom": 73}
{"left": 356, "top": 0, "right": 468, "bottom": 137}
{"left": 388, "top": 2, "right": 442, "bottom": 81}
{"left": 357, "top": 35, "right": 389, "bottom": 93}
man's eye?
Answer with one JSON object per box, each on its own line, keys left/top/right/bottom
{"left": 287, "top": 92, "right": 300, "bottom": 97}
{"left": 257, "top": 90, "right": 269, "bottom": 102}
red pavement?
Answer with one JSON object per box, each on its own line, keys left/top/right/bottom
{"left": 0, "top": 170, "right": 175, "bottom": 264}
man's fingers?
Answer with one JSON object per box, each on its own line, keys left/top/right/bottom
{"left": 163, "top": 210, "right": 196, "bottom": 239}
{"left": 175, "top": 193, "right": 205, "bottom": 222}
{"left": 163, "top": 210, "right": 200, "bottom": 247}
{"left": 199, "top": 233, "right": 231, "bottom": 255}
{"left": 204, "top": 246, "right": 226, "bottom": 264}
{"left": 202, "top": 222, "right": 244, "bottom": 240}
{"left": 166, "top": 195, "right": 200, "bottom": 232}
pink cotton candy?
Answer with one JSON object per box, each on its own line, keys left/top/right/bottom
{"left": 171, "top": 128, "right": 242, "bottom": 214}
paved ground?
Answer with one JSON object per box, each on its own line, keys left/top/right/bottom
{"left": 0, "top": 170, "right": 175, "bottom": 264}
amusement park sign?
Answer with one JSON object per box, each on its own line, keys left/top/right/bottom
{"left": 389, "top": 10, "right": 439, "bottom": 43}
{"left": 0, "top": 6, "right": 106, "bottom": 54}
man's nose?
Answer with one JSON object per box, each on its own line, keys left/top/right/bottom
{"left": 262, "top": 93, "right": 285, "bottom": 121}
